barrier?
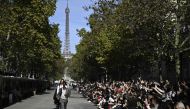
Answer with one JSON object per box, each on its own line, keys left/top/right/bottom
{"left": 0, "top": 76, "right": 50, "bottom": 108}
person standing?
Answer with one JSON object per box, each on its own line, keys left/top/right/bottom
{"left": 58, "top": 80, "right": 70, "bottom": 109}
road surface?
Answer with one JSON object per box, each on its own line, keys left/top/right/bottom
{"left": 5, "top": 89, "right": 96, "bottom": 109}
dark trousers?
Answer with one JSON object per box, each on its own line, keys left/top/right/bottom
{"left": 59, "top": 99, "right": 68, "bottom": 109}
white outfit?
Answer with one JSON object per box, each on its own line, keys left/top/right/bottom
{"left": 57, "top": 85, "right": 63, "bottom": 94}
{"left": 59, "top": 87, "right": 69, "bottom": 109}
{"left": 61, "top": 88, "right": 67, "bottom": 99}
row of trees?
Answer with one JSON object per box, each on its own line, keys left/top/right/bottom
{"left": 69, "top": 0, "right": 190, "bottom": 82}
{"left": 0, "top": 0, "right": 64, "bottom": 79}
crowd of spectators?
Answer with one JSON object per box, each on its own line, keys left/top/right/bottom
{"left": 77, "top": 78, "right": 190, "bottom": 109}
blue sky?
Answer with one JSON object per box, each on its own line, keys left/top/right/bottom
{"left": 49, "top": 0, "right": 93, "bottom": 53}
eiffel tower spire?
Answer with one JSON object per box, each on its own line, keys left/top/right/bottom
{"left": 67, "top": 0, "right": 68, "bottom": 8}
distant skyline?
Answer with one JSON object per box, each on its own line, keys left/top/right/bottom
{"left": 49, "top": 0, "right": 93, "bottom": 53}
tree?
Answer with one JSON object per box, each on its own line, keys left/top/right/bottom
{"left": 69, "top": 0, "right": 190, "bottom": 81}
{"left": 0, "top": 0, "right": 63, "bottom": 80}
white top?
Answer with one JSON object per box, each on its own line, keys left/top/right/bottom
{"left": 61, "top": 88, "right": 67, "bottom": 99}
{"left": 56, "top": 85, "right": 63, "bottom": 94}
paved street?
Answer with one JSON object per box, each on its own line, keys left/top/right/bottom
{"left": 5, "top": 90, "right": 96, "bottom": 109}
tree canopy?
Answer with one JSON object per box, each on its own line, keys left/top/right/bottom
{"left": 69, "top": 0, "right": 190, "bottom": 82}
{"left": 0, "top": 0, "right": 64, "bottom": 80}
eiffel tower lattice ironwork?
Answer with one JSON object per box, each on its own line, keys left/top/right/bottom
{"left": 63, "top": 0, "right": 71, "bottom": 59}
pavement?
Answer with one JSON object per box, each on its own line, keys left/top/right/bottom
{"left": 5, "top": 89, "right": 96, "bottom": 109}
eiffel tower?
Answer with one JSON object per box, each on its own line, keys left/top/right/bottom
{"left": 63, "top": 0, "right": 71, "bottom": 59}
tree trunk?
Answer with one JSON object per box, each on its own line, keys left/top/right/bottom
{"left": 175, "top": 18, "right": 180, "bottom": 80}
{"left": 160, "top": 59, "right": 166, "bottom": 81}
{"left": 175, "top": 53, "right": 180, "bottom": 80}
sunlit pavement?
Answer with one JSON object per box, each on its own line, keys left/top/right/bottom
{"left": 5, "top": 89, "right": 96, "bottom": 109}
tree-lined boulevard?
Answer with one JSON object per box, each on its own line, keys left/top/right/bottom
{"left": 1, "top": 0, "right": 190, "bottom": 86}
{"left": 1, "top": 0, "right": 190, "bottom": 109}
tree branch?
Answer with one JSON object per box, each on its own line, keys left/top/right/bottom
{"left": 6, "top": 29, "right": 11, "bottom": 41}
{"left": 180, "top": 35, "right": 190, "bottom": 48}
{"left": 180, "top": 47, "right": 190, "bottom": 53}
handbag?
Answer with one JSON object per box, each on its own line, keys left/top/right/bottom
{"left": 53, "top": 89, "right": 60, "bottom": 105}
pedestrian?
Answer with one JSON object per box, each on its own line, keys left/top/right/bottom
{"left": 58, "top": 80, "right": 70, "bottom": 109}
{"left": 54, "top": 79, "right": 63, "bottom": 106}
